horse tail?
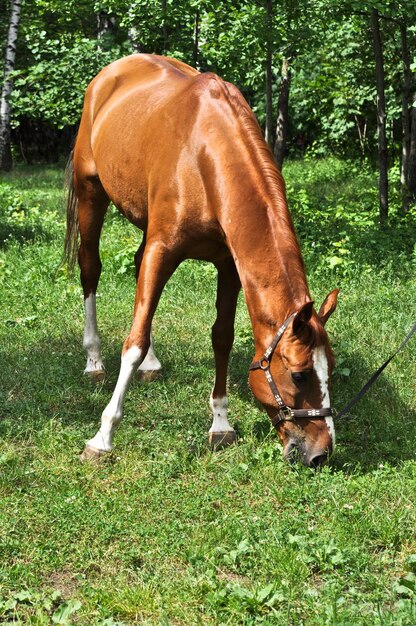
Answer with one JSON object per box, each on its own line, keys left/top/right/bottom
{"left": 64, "top": 149, "right": 79, "bottom": 272}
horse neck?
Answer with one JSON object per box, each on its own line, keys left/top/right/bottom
{"left": 199, "top": 100, "right": 310, "bottom": 354}
{"left": 222, "top": 181, "right": 311, "bottom": 355}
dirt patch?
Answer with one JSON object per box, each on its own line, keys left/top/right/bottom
{"left": 216, "top": 567, "right": 251, "bottom": 586}
{"left": 46, "top": 567, "right": 79, "bottom": 598}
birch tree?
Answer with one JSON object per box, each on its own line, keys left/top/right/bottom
{"left": 264, "top": 0, "right": 274, "bottom": 148}
{"left": 0, "top": 0, "right": 22, "bottom": 171}
{"left": 371, "top": 8, "right": 388, "bottom": 223}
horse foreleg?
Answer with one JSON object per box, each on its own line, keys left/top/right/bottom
{"left": 81, "top": 240, "right": 177, "bottom": 460}
{"left": 209, "top": 258, "right": 241, "bottom": 449}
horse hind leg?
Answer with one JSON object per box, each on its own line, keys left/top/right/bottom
{"left": 134, "top": 236, "right": 163, "bottom": 381}
{"left": 76, "top": 174, "right": 109, "bottom": 379}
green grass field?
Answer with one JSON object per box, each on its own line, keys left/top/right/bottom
{"left": 0, "top": 160, "right": 415, "bottom": 625}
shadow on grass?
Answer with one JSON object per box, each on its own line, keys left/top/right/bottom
{"left": 328, "top": 355, "right": 416, "bottom": 472}
{"left": 0, "top": 220, "right": 53, "bottom": 247}
{"left": 0, "top": 328, "right": 414, "bottom": 474}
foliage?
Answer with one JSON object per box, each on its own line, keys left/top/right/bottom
{"left": 290, "top": 15, "right": 374, "bottom": 155}
{"left": 0, "top": 589, "right": 82, "bottom": 625}
{"left": 2, "top": 0, "right": 415, "bottom": 163}
{"left": 284, "top": 157, "right": 416, "bottom": 277}
{"left": 289, "top": 3, "right": 416, "bottom": 158}
{"left": 0, "top": 181, "right": 60, "bottom": 244}
{"left": 394, "top": 554, "right": 416, "bottom": 599}
{"left": 10, "top": 34, "right": 128, "bottom": 128}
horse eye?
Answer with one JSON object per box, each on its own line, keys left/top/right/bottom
{"left": 291, "top": 371, "right": 310, "bottom": 383}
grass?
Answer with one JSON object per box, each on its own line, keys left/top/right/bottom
{"left": 0, "top": 157, "right": 415, "bottom": 625}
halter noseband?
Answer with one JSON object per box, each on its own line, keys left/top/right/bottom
{"left": 249, "top": 309, "right": 334, "bottom": 427}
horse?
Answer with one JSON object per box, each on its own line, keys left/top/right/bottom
{"left": 65, "top": 54, "right": 339, "bottom": 468}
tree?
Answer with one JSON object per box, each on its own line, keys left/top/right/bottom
{"left": 274, "top": 57, "right": 290, "bottom": 168}
{"left": 371, "top": 8, "right": 388, "bottom": 223}
{"left": 0, "top": 0, "right": 22, "bottom": 171}
{"left": 264, "top": 0, "right": 274, "bottom": 148}
{"left": 2, "top": 0, "right": 415, "bottom": 228}
{"left": 409, "top": 92, "right": 416, "bottom": 197}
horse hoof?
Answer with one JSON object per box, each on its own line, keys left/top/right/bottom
{"left": 84, "top": 369, "right": 105, "bottom": 382}
{"left": 137, "top": 369, "right": 162, "bottom": 382}
{"left": 80, "top": 445, "right": 106, "bottom": 462}
{"left": 209, "top": 430, "right": 237, "bottom": 450}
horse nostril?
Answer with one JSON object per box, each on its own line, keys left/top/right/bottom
{"left": 308, "top": 453, "right": 328, "bottom": 469}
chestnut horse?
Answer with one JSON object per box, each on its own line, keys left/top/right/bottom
{"left": 65, "top": 54, "right": 339, "bottom": 467}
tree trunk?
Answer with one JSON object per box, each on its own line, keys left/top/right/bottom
{"left": 408, "top": 92, "right": 416, "bottom": 198}
{"left": 193, "top": 9, "right": 199, "bottom": 68}
{"left": 371, "top": 9, "right": 388, "bottom": 223}
{"left": 96, "top": 11, "right": 116, "bottom": 42}
{"left": 400, "top": 22, "right": 412, "bottom": 213}
{"left": 265, "top": 0, "right": 274, "bottom": 148}
{"left": 273, "top": 57, "right": 291, "bottom": 169}
{"left": 162, "top": 0, "right": 169, "bottom": 53}
{"left": 0, "top": 0, "right": 22, "bottom": 171}
{"left": 354, "top": 115, "right": 367, "bottom": 157}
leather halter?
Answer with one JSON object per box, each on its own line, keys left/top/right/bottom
{"left": 250, "top": 307, "right": 416, "bottom": 428}
{"left": 249, "top": 310, "right": 334, "bottom": 427}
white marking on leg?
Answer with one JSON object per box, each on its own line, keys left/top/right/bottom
{"left": 83, "top": 293, "right": 105, "bottom": 374}
{"left": 138, "top": 333, "right": 162, "bottom": 372}
{"left": 312, "top": 346, "right": 336, "bottom": 448}
{"left": 87, "top": 346, "right": 142, "bottom": 451}
{"left": 209, "top": 394, "right": 233, "bottom": 433}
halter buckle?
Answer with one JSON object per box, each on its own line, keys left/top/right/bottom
{"left": 271, "top": 406, "right": 294, "bottom": 426}
{"left": 280, "top": 406, "right": 294, "bottom": 421}
{"left": 259, "top": 357, "right": 270, "bottom": 370}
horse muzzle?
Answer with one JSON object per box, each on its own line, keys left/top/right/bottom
{"left": 283, "top": 436, "right": 332, "bottom": 469}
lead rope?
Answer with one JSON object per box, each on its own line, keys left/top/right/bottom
{"left": 336, "top": 321, "right": 416, "bottom": 421}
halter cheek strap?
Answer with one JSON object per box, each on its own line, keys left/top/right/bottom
{"left": 249, "top": 310, "right": 334, "bottom": 426}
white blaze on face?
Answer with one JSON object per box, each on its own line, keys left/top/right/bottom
{"left": 312, "top": 345, "right": 336, "bottom": 447}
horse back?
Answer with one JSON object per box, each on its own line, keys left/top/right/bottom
{"left": 74, "top": 55, "right": 267, "bottom": 257}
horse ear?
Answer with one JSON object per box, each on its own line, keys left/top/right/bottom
{"left": 318, "top": 289, "right": 339, "bottom": 326}
{"left": 292, "top": 300, "right": 314, "bottom": 334}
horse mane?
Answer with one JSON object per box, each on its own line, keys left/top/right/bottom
{"left": 221, "top": 81, "right": 288, "bottom": 202}
{"left": 215, "top": 80, "right": 309, "bottom": 302}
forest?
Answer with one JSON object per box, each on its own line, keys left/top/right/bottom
{"left": 1, "top": 0, "right": 416, "bottom": 220}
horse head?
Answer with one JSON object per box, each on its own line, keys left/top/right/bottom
{"left": 249, "top": 289, "right": 339, "bottom": 468}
